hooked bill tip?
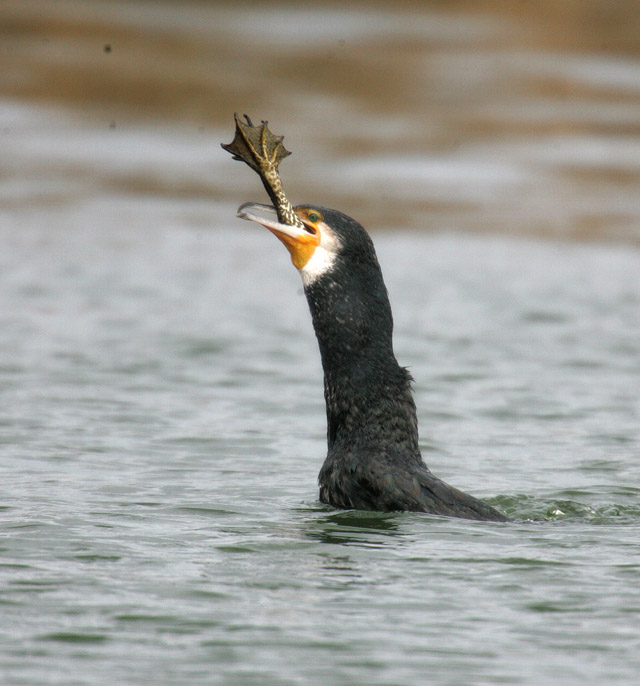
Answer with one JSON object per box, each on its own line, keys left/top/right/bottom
{"left": 236, "top": 201, "right": 277, "bottom": 221}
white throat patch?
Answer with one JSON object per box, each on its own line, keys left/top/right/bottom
{"left": 300, "top": 246, "right": 337, "bottom": 286}
{"left": 299, "top": 221, "right": 341, "bottom": 286}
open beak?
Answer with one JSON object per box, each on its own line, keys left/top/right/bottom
{"left": 237, "top": 202, "right": 320, "bottom": 269}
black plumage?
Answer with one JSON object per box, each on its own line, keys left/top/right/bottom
{"left": 298, "top": 206, "right": 506, "bottom": 522}
{"left": 224, "top": 115, "right": 504, "bottom": 520}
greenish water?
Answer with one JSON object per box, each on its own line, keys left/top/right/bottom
{"left": 2, "top": 2, "right": 640, "bottom": 682}
{"left": 2, "top": 198, "right": 640, "bottom": 685}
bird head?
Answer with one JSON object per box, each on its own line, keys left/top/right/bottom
{"left": 237, "top": 202, "right": 354, "bottom": 285}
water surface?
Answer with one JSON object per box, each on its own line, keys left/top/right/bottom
{"left": 2, "top": 203, "right": 640, "bottom": 685}
{"left": 2, "top": 2, "right": 640, "bottom": 684}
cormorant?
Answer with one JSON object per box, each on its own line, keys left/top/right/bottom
{"left": 238, "top": 201, "right": 507, "bottom": 522}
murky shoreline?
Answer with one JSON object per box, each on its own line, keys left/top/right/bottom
{"left": 2, "top": 0, "right": 640, "bottom": 242}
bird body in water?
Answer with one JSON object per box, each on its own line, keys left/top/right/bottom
{"left": 237, "top": 202, "right": 507, "bottom": 522}
{"left": 223, "top": 114, "right": 506, "bottom": 522}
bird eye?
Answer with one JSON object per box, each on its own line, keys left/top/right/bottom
{"left": 308, "top": 212, "right": 320, "bottom": 223}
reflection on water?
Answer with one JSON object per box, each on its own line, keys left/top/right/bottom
{"left": 304, "top": 510, "right": 403, "bottom": 547}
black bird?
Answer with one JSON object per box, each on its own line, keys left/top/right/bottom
{"left": 239, "top": 202, "right": 507, "bottom": 522}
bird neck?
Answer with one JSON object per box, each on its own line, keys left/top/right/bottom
{"left": 303, "top": 262, "right": 421, "bottom": 456}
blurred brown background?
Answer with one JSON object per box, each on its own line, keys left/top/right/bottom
{"left": 3, "top": 0, "right": 640, "bottom": 240}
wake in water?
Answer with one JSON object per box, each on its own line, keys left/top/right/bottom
{"left": 493, "top": 488, "right": 640, "bottom": 523}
